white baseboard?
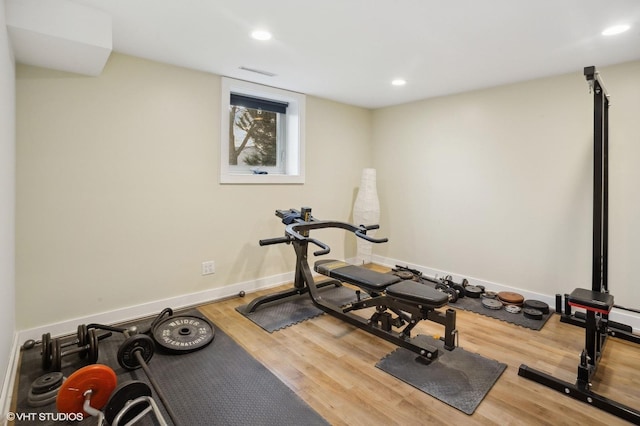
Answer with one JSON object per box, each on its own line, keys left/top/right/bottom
{"left": 372, "top": 254, "right": 640, "bottom": 333}
{"left": 17, "top": 271, "right": 293, "bottom": 343}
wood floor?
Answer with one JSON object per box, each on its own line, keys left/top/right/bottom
{"left": 197, "top": 270, "right": 640, "bottom": 426}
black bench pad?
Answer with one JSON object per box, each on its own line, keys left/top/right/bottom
{"left": 386, "top": 280, "right": 449, "bottom": 308}
{"left": 314, "top": 260, "right": 401, "bottom": 290}
{"left": 568, "top": 288, "right": 614, "bottom": 313}
{"left": 314, "top": 260, "right": 448, "bottom": 307}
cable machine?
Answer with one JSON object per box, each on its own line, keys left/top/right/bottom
{"left": 518, "top": 66, "right": 640, "bottom": 424}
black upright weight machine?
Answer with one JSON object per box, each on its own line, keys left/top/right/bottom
{"left": 243, "top": 207, "right": 458, "bottom": 361}
{"left": 518, "top": 66, "right": 640, "bottom": 424}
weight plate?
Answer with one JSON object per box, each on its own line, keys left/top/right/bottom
{"left": 51, "top": 338, "right": 62, "bottom": 372}
{"left": 482, "top": 298, "right": 503, "bottom": 310}
{"left": 56, "top": 364, "right": 117, "bottom": 414}
{"left": 465, "top": 286, "right": 483, "bottom": 298}
{"left": 505, "top": 305, "right": 522, "bottom": 314}
{"left": 523, "top": 308, "right": 544, "bottom": 320}
{"left": 445, "top": 287, "right": 458, "bottom": 303}
{"left": 88, "top": 328, "right": 99, "bottom": 363}
{"left": 41, "top": 333, "right": 51, "bottom": 370}
{"left": 104, "top": 380, "right": 152, "bottom": 426}
{"left": 482, "top": 291, "right": 498, "bottom": 299}
{"left": 452, "top": 284, "right": 466, "bottom": 298}
{"left": 523, "top": 299, "right": 549, "bottom": 314}
{"left": 498, "top": 291, "right": 524, "bottom": 305}
{"left": 152, "top": 315, "right": 215, "bottom": 354}
{"left": 31, "top": 372, "right": 64, "bottom": 395}
{"left": 77, "top": 324, "right": 88, "bottom": 348}
{"left": 118, "top": 334, "right": 155, "bottom": 370}
{"left": 27, "top": 392, "right": 58, "bottom": 408}
{"left": 28, "top": 382, "right": 63, "bottom": 403}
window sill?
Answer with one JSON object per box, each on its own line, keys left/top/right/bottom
{"left": 220, "top": 172, "right": 305, "bottom": 185}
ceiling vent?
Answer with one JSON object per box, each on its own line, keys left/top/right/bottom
{"left": 239, "top": 66, "right": 276, "bottom": 77}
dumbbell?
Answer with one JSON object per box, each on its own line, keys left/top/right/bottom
{"left": 442, "top": 275, "right": 468, "bottom": 299}
{"left": 42, "top": 329, "right": 112, "bottom": 371}
{"left": 24, "top": 324, "right": 94, "bottom": 352}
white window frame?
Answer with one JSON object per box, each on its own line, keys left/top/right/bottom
{"left": 220, "top": 77, "right": 305, "bottom": 184}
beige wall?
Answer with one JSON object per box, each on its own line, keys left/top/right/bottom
{"left": 16, "top": 53, "right": 372, "bottom": 330}
{"left": 372, "top": 60, "right": 640, "bottom": 311}
{"left": 1, "top": 0, "right": 17, "bottom": 394}
{"left": 16, "top": 52, "right": 640, "bottom": 331}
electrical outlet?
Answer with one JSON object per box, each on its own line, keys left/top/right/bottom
{"left": 202, "top": 260, "right": 215, "bottom": 275}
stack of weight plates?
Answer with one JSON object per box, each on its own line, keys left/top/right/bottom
{"left": 497, "top": 291, "right": 524, "bottom": 306}
{"left": 522, "top": 299, "right": 549, "bottom": 320}
{"left": 28, "top": 372, "right": 65, "bottom": 407}
{"left": 497, "top": 292, "right": 524, "bottom": 314}
{"left": 464, "top": 286, "right": 484, "bottom": 298}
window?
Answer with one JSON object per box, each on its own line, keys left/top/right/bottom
{"left": 220, "top": 77, "right": 305, "bottom": 184}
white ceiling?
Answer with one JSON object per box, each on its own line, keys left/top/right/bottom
{"left": 20, "top": 0, "right": 640, "bottom": 108}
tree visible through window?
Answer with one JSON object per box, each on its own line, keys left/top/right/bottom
{"left": 229, "top": 94, "right": 287, "bottom": 173}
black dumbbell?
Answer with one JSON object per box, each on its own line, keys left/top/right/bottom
{"left": 42, "top": 329, "right": 112, "bottom": 371}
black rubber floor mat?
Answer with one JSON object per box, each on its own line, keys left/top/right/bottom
{"left": 13, "top": 309, "right": 328, "bottom": 425}
{"left": 452, "top": 297, "right": 553, "bottom": 330}
{"left": 376, "top": 334, "right": 506, "bottom": 415}
{"left": 236, "top": 285, "right": 362, "bottom": 332}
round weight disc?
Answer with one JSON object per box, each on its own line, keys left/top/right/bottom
{"left": 51, "top": 338, "right": 62, "bottom": 372}
{"left": 31, "top": 371, "right": 64, "bottom": 394}
{"left": 56, "top": 364, "right": 117, "bottom": 414}
{"left": 505, "top": 305, "right": 522, "bottom": 314}
{"left": 77, "top": 324, "right": 88, "bottom": 348}
{"left": 452, "top": 284, "right": 466, "bottom": 298}
{"left": 523, "top": 300, "right": 550, "bottom": 314}
{"left": 498, "top": 291, "right": 524, "bottom": 305}
{"left": 88, "top": 329, "right": 99, "bottom": 363}
{"left": 482, "top": 291, "right": 498, "bottom": 299}
{"left": 27, "top": 392, "right": 58, "bottom": 408}
{"left": 465, "top": 286, "right": 483, "bottom": 298}
{"left": 523, "top": 308, "right": 544, "bottom": 320}
{"left": 104, "top": 380, "right": 152, "bottom": 425}
{"left": 118, "top": 334, "right": 155, "bottom": 370}
{"left": 445, "top": 287, "right": 458, "bottom": 303}
{"left": 482, "top": 298, "right": 503, "bottom": 310}
{"left": 28, "top": 382, "right": 63, "bottom": 403}
{"left": 152, "top": 315, "right": 215, "bottom": 354}
{"left": 41, "top": 333, "right": 51, "bottom": 370}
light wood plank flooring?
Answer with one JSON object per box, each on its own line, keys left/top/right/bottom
{"left": 197, "top": 271, "right": 640, "bottom": 426}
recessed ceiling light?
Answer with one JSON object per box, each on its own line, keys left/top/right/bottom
{"left": 602, "top": 24, "right": 630, "bottom": 36}
{"left": 391, "top": 79, "right": 406, "bottom": 86}
{"left": 251, "top": 30, "right": 272, "bottom": 41}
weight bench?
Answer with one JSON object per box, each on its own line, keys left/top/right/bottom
{"left": 315, "top": 259, "right": 455, "bottom": 352}
{"left": 251, "top": 207, "right": 458, "bottom": 361}
{"left": 315, "top": 260, "right": 448, "bottom": 307}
